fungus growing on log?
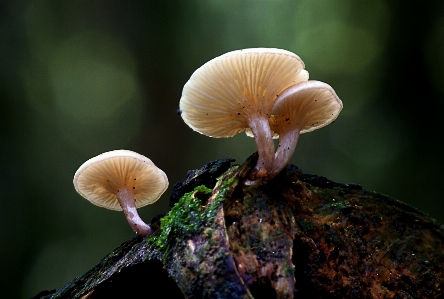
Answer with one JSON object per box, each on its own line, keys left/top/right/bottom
{"left": 269, "top": 80, "right": 343, "bottom": 178}
{"left": 73, "top": 149, "right": 168, "bottom": 237}
{"left": 179, "top": 48, "right": 308, "bottom": 180}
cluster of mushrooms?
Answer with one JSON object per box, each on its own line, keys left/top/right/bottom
{"left": 73, "top": 48, "right": 343, "bottom": 237}
{"left": 179, "top": 48, "right": 343, "bottom": 184}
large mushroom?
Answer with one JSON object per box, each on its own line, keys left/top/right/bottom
{"left": 179, "top": 48, "right": 309, "bottom": 179}
{"left": 73, "top": 149, "right": 168, "bottom": 237}
{"left": 269, "top": 81, "right": 343, "bottom": 178}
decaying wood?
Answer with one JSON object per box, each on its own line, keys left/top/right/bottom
{"left": 33, "top": 154, "right": 444, "bottom": 299}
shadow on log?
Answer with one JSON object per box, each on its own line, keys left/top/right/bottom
{"left": 33, "top": 154, "right": 444, "bottom": 299}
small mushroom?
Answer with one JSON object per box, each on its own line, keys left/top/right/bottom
{"left": 73, "top": 149, "right": 168, "bottom": 237}
{"left": 179, "top": 48, "right": 309, "bottom": 179}
{"left": 269, "top": 80, "right": 343, "bottom": 178}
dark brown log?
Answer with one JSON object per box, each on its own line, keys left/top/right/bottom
{"left": 33, "top": 155, "right": 444, "bottom": 299}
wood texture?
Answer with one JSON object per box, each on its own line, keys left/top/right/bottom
{"left": 33, "top": 155, "right": 444, "bottom": 299}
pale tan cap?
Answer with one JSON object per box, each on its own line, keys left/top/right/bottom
{"left": 271, "top": 81, "right": 343, "bottom": 135}
{"left": 73, "top": 150, "right": 168, "bottom": 211}
{"left": 179, "top": 48, "right": 309, "bottom": 138}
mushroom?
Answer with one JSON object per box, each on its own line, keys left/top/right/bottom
{"left": 73, "top": 149, "right": 168, "bottom": 237}
{"left": 268, "top": 80, "right": 343, "bottom": 178}
{"left": 179, "top": 48, "right": 309, "bottom": 179}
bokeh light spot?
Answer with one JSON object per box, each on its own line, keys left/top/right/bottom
{"left": 296, "top": 21, "right": 383, "bottom": 75}
{"left": 48, "top": 31, "right": 137, "bottom": 125}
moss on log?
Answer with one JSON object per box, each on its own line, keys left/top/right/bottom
{"left": 33, "top": 155, "right": 444, "bottom": 299}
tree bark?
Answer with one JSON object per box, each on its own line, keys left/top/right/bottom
{"left": 33, "top": 155, "right": 444, "bottom": 299}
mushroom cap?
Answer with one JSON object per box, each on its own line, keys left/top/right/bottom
{"left": 73, "top": 150, "right": 168, "bottom": 211}
{"left": 179, "top": 48, "right": 309, "bottom": 138}
{"left": 271, "top": 81, "right": 343, "bottom": 134}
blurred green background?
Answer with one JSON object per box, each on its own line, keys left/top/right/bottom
{"left": 1, "top": 1, "right": 444, "bottom": 298}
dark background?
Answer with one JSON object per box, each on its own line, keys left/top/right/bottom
{"left": 1, "top": 1, "right": 444, "bottom": 298}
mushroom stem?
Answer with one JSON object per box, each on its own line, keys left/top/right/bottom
{"left": 116, "top": 186, "right": 152, "bottom": 237}
{"left": 248, "top": 115, "right": 275, "bottom": 176}
{"left": 269, "top": 128, "right": 300, "bottom": 179}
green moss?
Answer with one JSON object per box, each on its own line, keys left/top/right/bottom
{"left": 147, "top": 177, "right": 235, "bottom": 255}
{"left": 316, "top": 201, "right": 353, "bottom": 217}
{"left": 147, "top": 185, "right": 211, "bottom": 251}
{"left": 295, "top": 217, "right": 316, "bottom": 232}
